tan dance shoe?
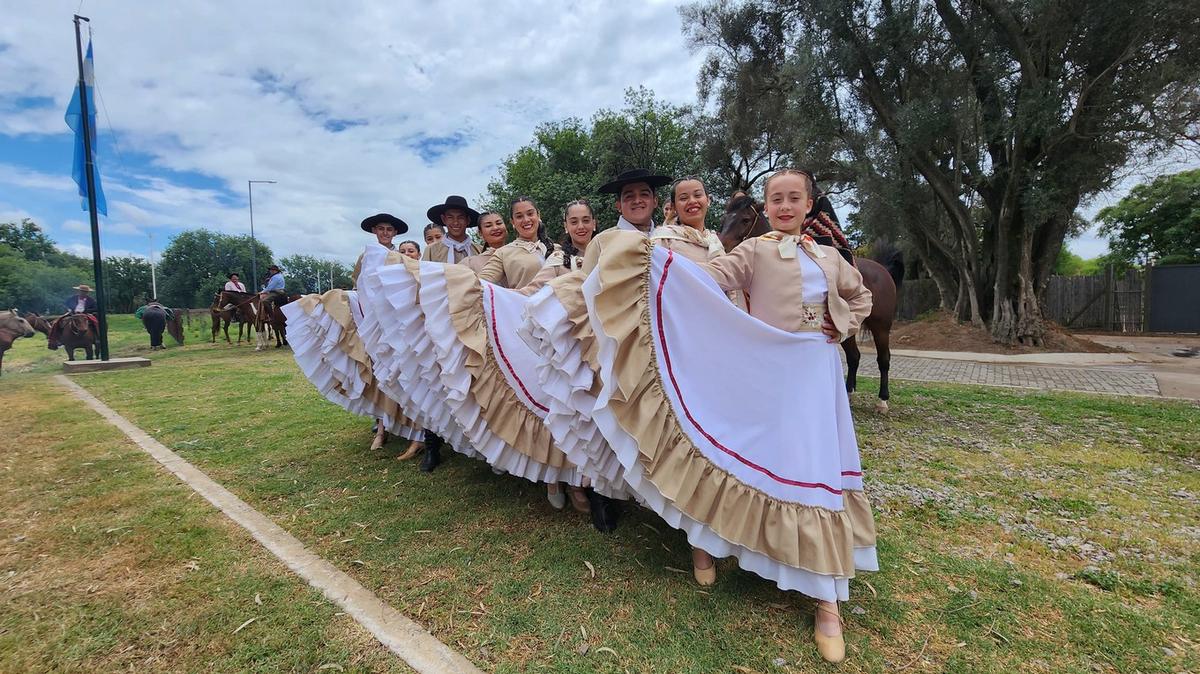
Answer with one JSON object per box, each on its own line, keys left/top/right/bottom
{"left": 369, "top": 432, "right": 387, "bottom": 451}
{"left": 692, "top": 549, "right": 716, "bottom": 586}
{"left": 568, "top": 486, "right": 591, "bottom": 513}
{"left": 395, "top": 441, "right": 424, "bottom": 460}
{"left": 813, "top": 602, "right": 845, "bottom": 664}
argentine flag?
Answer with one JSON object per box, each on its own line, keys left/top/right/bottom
{"left": 65, "top": 38, "right": 107, "bottom": 216}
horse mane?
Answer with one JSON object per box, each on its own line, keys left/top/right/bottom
{"left": 725, "top": 194, "right": 759, "bottom": 214}
{"left": 869, "top": 240, "right": 905, "bottom": 289}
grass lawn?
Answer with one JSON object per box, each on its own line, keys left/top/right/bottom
{"left": 3, "top": 319, "right": 1198, "bottom": 672}
{"left": 0, "top": 375, "right": 410, "bottom": 673}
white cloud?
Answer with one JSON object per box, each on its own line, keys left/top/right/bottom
{"left": 0, "top": 0, "right": 707, "bottom": 264}
{"left": 57, "top": 241, "right": 147, "bottom": 260}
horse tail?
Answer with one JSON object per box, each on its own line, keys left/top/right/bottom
{"left": 870, "top": 240, "right": 905, "bottom": 290}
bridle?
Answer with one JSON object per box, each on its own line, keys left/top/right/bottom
{"left": 733, "top": 203, "right": 763, "bottom": 245}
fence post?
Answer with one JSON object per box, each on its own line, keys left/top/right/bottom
{"left": 1103, "top": 265, "right": 1115, "bottom": 331}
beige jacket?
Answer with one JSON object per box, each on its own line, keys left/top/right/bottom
{"left": 460, "top": 248, "right": 496, "bottom": 274}
{"left": 421, "top": 238, "right": 481, "bottom": 263}
{"left": 478, "top": 240, "right": 560, "bottom": 289}
{"left": 703, "top": 233, "right": 872, "bottom": 340}
{"left": 520, "top": 248, "right": 585, "bottom": 295}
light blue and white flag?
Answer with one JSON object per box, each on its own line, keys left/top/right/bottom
{"left": 65, "top": 38, "right": 107, "bottom": 216}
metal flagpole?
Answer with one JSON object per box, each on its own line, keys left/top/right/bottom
{"left": 74, "top": 15, "right": 109, "bottom": 360}
{"left": 247, "top": 179, "right": 275, "bottom": 289}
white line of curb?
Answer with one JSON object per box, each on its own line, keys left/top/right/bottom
{"left": 57, "top": 375, "right": 484, "bottom": 674}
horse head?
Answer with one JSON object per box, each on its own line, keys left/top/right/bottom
{"left": 718, "top": 196, "right": 769, "bottom": 252}
{"left": 1, "top": 309, "right": 35, "bottom": 339}
{"left": 20, "top": 311, "right": 49, "bottom": 335}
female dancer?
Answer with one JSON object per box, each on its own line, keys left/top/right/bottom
{"left": 523, "top": 199, "right": 595, "bottom": 292}
{"left": 579, "top": 168, "right": 876, "bottom": 663}
{"left": 423, "top": 223, "right": 444, "bottom": 248}
{"left": 699, "top": 169, "right": 874, "bottom": 662}
{"left": 477, "top": 197, "right": 559, "bottom": 289}
{"left": 398, "top": 240, "right": 421, "bottom": 261}
{"left": 462, "top": 212, "right": 510, "bottom": 274}
{"left": 476, "top": 197, "right": 577, "bottom": 508}
{"left": 647, "top": 177, "right": 733, "bottom": 586}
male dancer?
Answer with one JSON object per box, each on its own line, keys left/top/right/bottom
{"left": 421, "top": 195, "right": 481, "bottom": 263}
{"left": 416, "top": 195, "right": 483, "bottom": 471}
{"left": 579, "top": 168, "right": 673, "bottom": 532}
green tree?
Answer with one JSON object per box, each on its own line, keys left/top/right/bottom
{"left": 278, "top": 254, "right": 353, "bottom": 294}
{"left": 0, "top": 219, "right": 94, "bottom": 312}
{"left": 103, "top": 256, "right": 153, "bottom": 313}
{"left": 1097, "top": 169, "right": 1200, "bottom": 267}
{"left": 158, "top": 229, "right": 273, "bottom": 308}
{"left": 483, "top": 87, "right": 728, "bottom": 242}
{"left": 683, "top": 0, "right": 1200, "bottom": 344}
{"left": 0, "top": 218, "right": 58, "bottom": 262}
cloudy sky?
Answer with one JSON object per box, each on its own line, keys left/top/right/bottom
{"left": 0, "top": 1, "right": 1187, "bottom": 270}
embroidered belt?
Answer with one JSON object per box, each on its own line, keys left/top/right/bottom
{"left": 797, "top": 302, "right": 826, "bottom": 332}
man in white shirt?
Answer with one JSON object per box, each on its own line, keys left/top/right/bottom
{"left": 223, "top": 273, "right": 247, "bottom": 293}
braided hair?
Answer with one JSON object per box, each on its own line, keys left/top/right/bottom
{"left": 560, "top": 199, "right": 595, "bottom": 269}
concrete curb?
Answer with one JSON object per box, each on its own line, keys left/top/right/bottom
{"left": 56, "top": 375, "right": 484, "bottom": 674}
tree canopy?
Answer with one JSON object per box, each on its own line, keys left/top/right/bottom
{"left": 482, "top": 87, "right": 729, "bottom": 243}
{"left": 157, "top": 229, "right": 274, "bottom": 308}
{"left": 279, "top": 254, "right": 353, "bottom": 295}
{"left": 1098, "top": 169, "right": 1200, "bottom": 267}
{"left": 682, "top": 0, "right": 1200, "bottom": 343}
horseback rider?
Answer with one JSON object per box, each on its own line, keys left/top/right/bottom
{"left": 48, "top": 284, "right": 99, "bottom": 349}
{"left": 259, "top": 264, "right": 287, "bottom": 313}
{"left": 224, "top": 272, "right": 247, "bottom": 293}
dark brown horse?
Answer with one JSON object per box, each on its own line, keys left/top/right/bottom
{"left": 718, "top": 195, "right": 904, "bottom": 412}
{"left": 0, "top": 309, "right": 36, "bottom": 376}
{"left": 210, "top": 293, "right": 252, "bottom": 344}
{"left": 45, "top": 313, "right": 99, "bottom": 361}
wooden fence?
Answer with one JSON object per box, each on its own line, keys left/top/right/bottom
{"left": 897, "top": 268, "right": 1147, "bottom": 332}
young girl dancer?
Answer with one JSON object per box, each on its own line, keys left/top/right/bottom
{"left": 580, "top": 169, "right": 877, "bottom": 664}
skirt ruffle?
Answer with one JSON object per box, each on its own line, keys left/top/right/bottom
{"left": 282, "top": 290, "right": 420, "bottom": 439}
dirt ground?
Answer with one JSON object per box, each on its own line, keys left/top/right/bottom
{"left": 889, "top": 311, "right": 1122, "bottom": 354}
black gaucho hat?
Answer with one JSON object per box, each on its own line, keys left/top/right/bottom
{"left": 227, "top": 272, "right": 240, "bottom": 279}
{"left": 360, "top": 213, "right": 409, "bottom": 234}
{"left": 598, "top": 168, "right": 672, "bottom": 195}
{"left": 426, "top": 195, "right": 480, "bottom": 226}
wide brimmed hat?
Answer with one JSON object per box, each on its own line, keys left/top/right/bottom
{"left": 426, "top": 195, "right": 480, "bottom": 226}
{"left": 226, "top": 272, "right": 240, "bottom": 280}
{"left": 268, "top": 264, "right": 282, "bottom": 272}
{"left": 360, "top": 213, "right": 409, "bottom": 234}
{"left": 598, "top": 168, "right": 672, "bottom": 195}
{"left": 73, "top": 284, "right": 93, "bottom": 292}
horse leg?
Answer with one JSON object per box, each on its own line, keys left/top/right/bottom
{"left": 841, "top": 336, "right": 860, "bottom": 394}
{"left": 873, "top": 325, "right": 892, "bottom": 414}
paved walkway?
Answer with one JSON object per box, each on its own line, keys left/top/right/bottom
{"left": 852, "top": 354, "right": 1163, "bottom": 397}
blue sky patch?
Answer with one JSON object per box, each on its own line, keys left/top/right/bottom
{"left": 408, "top": 132, "right": 469, "bottom": 164}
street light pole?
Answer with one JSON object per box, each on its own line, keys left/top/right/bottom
{"left": 247, "top": 179, "right": 276, "bottom": 288}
